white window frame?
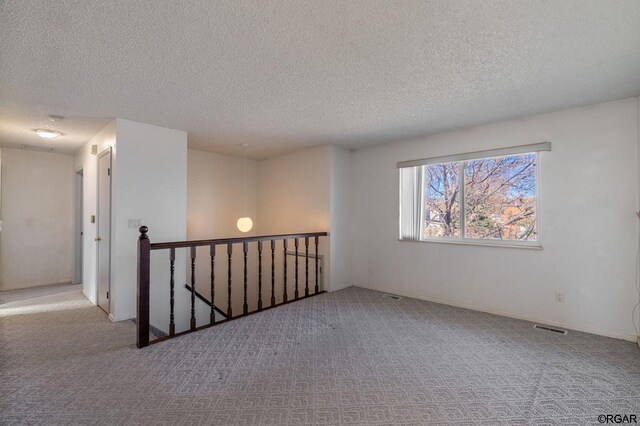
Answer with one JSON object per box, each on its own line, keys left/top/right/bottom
{"left": 398, "top": 143, "right": 548, "bottom": 249}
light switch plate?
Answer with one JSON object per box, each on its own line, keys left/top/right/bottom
{"left": 128, "top": 218, "right": 142, "bottom": 228}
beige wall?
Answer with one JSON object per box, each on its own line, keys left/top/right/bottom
{"left": 257, "top": 143, "right": 331, "bottom": 296}
{"left": 0, "top": 148, "right": 74, "bottom": 290}
{"left": 188, "top": 149, "right": 258, "bottom": 239}
{"left": 187, "top": 149, "right": 259, "bottom": 315}
{"left": 257, "top": 144, "right": 354, "bottom": 293}
{"left": 258, "top": 145, "right": 331, "bottom": 235}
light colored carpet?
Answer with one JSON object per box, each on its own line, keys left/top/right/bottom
{"left": 1, "top": 284, "right": 639, "bottom": 425}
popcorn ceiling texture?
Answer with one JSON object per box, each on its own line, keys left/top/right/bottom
{"left": 1, "top": 1, "right": 639, "bottom": 156}
{"left": 1, "top": 284, "right": 640, "bottom": 424}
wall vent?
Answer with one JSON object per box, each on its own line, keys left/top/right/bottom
{"left": 533, "top": 324, "right": 567, "bottom": 335}
{"left": 19, "top": 144, "right": 56, "bottom": 153}
{"left": 382, "top": 293, "right": 401, "bottom": 300}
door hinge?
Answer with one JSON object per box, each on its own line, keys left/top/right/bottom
{"left": 107, "top": 168, "right": 111, "bottom": 176}
{"left": 106, "top": 291, "right": 109, "bottom": 299}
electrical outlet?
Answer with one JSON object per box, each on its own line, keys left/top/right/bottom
{"left": 555, "top": 291, "right": 565, "bottom": 303}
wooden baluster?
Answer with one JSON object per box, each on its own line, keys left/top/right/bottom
{"left": 169, "top": 248, "right": 176, "bottom": 336}
{"left": 283, "top": 239, "right": 288, "bottom": 303}
{"left": 305, "top": 237, "right": 309, "bottom": 297}
{"left": 210, "top": 244, "right": 216, "bottom": 325}
{"left": 294, "top": 238, "right": 299, "bottom": 300}
{"left": 243, "top": 242, "right": 248, "bottom": 316}
{"left": 270, "top": 240, "right": 276, "bottom": 307}
{"left": 137, "top": 226, "right": 150, "bottom": 348}
{"left": 258, "top": 241, "right": 263, "bottom": 311}
{"left": 227, "top": 243, "right": 233, "bottom": 318}
{"left": 190, "top": 246, "right": 196, "bottom": 331}
{"left": 133, "top": 232, "right": 328, "bottom": 348}
{"left": 315, "top": 236, "right": 319, "bottom": 294}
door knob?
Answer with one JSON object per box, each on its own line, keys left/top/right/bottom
{"left": 95, "top": 236, "right": 102, "bottom": 241}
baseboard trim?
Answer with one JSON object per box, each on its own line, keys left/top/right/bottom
{"left": 81, "top": 289, "right": 97, "bottom": 305}
{"left": 1, "top": 281, "right": 73, "bottom": 292}
{"left": 328, "top": 283, "right": 353, "bottom": 293}
{"left": 108, "top": 313, "right": 134, "bottom": 322}
{"left": 357, "top": 284, "right": 638, "bottom": 343}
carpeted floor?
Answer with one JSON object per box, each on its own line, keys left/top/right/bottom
{"left": 1, "top": 284, "right": 639, "bottom": 425}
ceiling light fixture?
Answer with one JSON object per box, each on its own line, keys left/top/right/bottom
{"left": 34, "top": 129, "right": 62, "bottom": 139}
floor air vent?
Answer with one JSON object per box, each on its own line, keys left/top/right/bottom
{"left": 381, "top": 294, "right": 401, "bottom": 300}
{"left": 533, "top": 324, "right": 567, "bottom": 335}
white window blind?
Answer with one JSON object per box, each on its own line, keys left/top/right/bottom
{"left": 399, "top": 166, "right": 424, "bottom": 241}
{"left": 397, "top": 142, "right": 551, "bottom": 169}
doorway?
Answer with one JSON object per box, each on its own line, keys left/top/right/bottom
{"left": 97, "top": 148, "right": 112, "bottom": 314}
{"left": 74, "top": 168, "right": 84, "bottom": 285}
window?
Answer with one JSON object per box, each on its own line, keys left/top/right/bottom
{"left": 423, "top": 161, "right": 460, "bottom": 238}
{"left": 399, "top": 143, "right": 548, "bottom": 247}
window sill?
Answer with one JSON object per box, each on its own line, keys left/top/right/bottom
{"left": 399, "top": 238, "right": 542, "bottom": 250}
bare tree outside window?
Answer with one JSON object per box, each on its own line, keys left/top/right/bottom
{"left": 423, "top": 162, "right": 460, "bottom": 238}
{"left": 464, "top": 154, "right": 536, "bottom": 240}
{"left": 422, "top": 153, "right": 537, "bottom": 241}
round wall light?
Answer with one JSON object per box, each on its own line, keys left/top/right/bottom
{"left": 237, "top": 217, "right": 254, "bottom": 233}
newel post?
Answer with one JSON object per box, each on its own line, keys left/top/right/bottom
{"left": 137, "top": 226, "right": 151, "bottom": 348}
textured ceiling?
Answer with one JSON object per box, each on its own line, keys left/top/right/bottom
{"left": 1, "top": 0, "right": 639, "bottom": 157}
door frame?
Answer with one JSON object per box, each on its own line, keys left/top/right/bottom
{"left": 96, "top": 148, "right": 112, "bottom": 314}
{"left": 73, "top": 167, "right": 84, "bottom": 285}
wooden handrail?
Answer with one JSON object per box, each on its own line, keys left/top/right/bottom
{"left": 137, "top": 226, "right": 328, "bottom": 348}
{"left": 149, "top": 232, "right": 328, "bottom": 250}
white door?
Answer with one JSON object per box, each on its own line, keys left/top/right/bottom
{"left": 97, "top": 149, "right": 112, "bottom": 314}
{"left": 74, "top": 169, "right": 84, "bottom": 285}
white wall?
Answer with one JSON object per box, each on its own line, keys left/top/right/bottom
{"left": 329, "top": 145, "right": 353, "bottom": 291}
{"left": 74, "top": 121, "right": 117, "bottom": 304}
{"left": 637, "top": 96, "right": 640, "bottom": 344}
{"left": 0, "top": 149, "right": 2, "bottom": 231}
{"left": 0, "top": 148, "right": 74, "bottom": 290}
{"left": 114, "top": 119, "right": 188, "bottom": 324}
{"left": 352, "top": 98, "right": 640, "bottom": 341}
{"left": 74, "top": 119, "right": 188, "bottom": 327}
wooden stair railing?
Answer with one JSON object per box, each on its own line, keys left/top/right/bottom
{"left": 184, "top": 283, "right": 228, "bottom": 320}
{"left": 136, "top": 226, "right": 328, "bottom": 348}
